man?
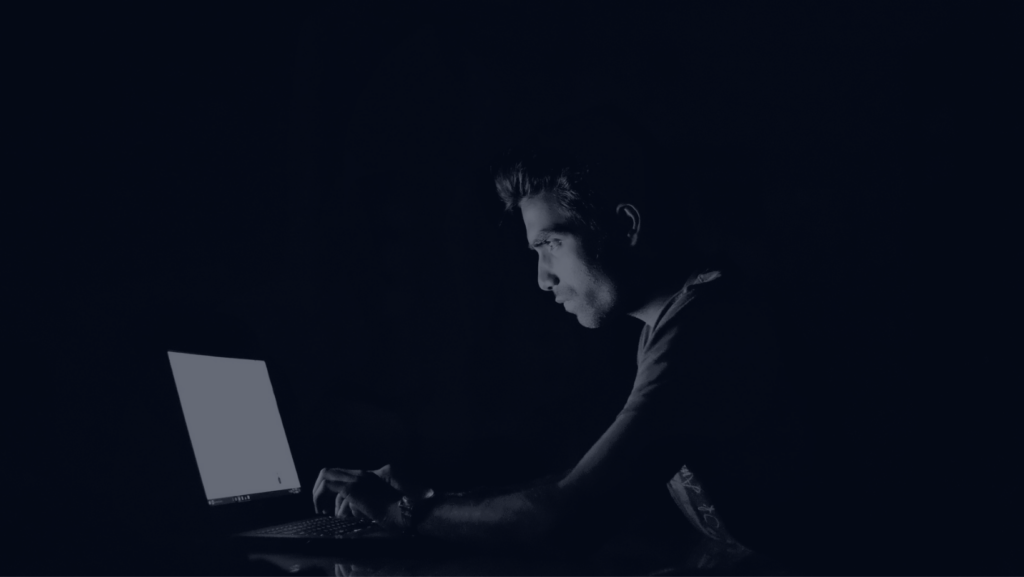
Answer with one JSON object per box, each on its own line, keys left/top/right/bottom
{"left": 312, "top": 117, "right": 803, "bottom": 569}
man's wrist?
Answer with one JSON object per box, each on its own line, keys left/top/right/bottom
{"left": 384, "top": 499, "right": 409, "bottom": 533}
{"left": 397, "top": 494, "right": 439, "bottom": 535}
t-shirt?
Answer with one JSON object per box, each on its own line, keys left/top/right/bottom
{"left": 560, "top": 268, "right": 799, "bottom": 558}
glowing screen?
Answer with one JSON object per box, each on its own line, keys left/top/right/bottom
{"left": 167, "top": 351, "right": 301, "bottom": 502}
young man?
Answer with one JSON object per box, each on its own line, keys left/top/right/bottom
{"left": 312, "top": 119, "right": 803, "bottom": 568}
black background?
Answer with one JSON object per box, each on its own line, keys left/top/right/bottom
{"left": 6, "top": 3, "right": 1014, "bottom": 575}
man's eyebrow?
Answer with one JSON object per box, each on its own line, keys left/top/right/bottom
{"left": 527, "top": 226, "right": 572, "bottom": 249}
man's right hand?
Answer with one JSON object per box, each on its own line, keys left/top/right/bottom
{"left": 371, "top": 464, "right": 433, "bottom": 498}
{"left": 313, "top": 464, "right": 433, "bottom": 519}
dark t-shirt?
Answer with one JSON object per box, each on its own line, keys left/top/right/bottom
{"left": 561, "top": 269, "right": 802, "bottom": 557}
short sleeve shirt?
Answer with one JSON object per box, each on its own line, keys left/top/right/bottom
{"left": 562, "top": 269, "right": 789, "bottom": 552}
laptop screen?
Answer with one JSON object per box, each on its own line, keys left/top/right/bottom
{"left": 167, "top": 351, "right": 302, "bottom": 506}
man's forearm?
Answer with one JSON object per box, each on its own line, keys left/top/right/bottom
{"left": 415, "top": 483, "right": 566, "bottom": 547}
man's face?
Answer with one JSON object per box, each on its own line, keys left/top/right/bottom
{"left": 521, "top": 192, "right": 619, "bottom": 328}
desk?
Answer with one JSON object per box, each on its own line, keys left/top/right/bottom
{"left": 19, "top": 528, "right": 776, "bottom": 575}
{"left": 109, "top": 532, "right": 770, "bottom": 576}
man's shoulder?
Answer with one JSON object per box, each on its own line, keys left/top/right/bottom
{"left": 635, "top": 269, "right": 775, "bottom": 392}
{"left": 643, "top": 270, "right": 741, "bottom": 349}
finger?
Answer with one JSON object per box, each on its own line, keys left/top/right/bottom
{"left": 322, "top": 480, "right": 355, "bottom": 498}
{"left": 350, "top": 501, "right": 368, "bottom": 521}
{"left": 315, "top": 468, "right": 359, "bottom": 497}
{"left": 345, "top": 496, "right": 368, "bottom": 522}
{"left": 313, "top": 467, "right": 346, "bottom": 514}
{"left": 335, "top": 493, "right": 346, "bottom": 518}
{"left": 321, "top": 469, "right": 364, "bottom": 482}
{"left": 336, "top": 494, "right": 359, "bottom": 519}
{"left": 375, "top": 467, "right": 404, "bottom": 493}
{"left": 343, "top": 499, "right": 366, "bottom": 521}
{"left": 373, "top": 464, "right": 392, "bottom": 483}
{"left": 315, "top": 471, "right": 355, "bottom": 514}
{"left": 313, "top": 467, "right": 328, "bottom": 514}
{"left": 315, "top": 470, "right": 361, "bottom": 514}
{"left": 343, "top": 491, "right": 382, "bottom": 524}
{"left": 338, "top": 494, "right": 368, "bottom": 521}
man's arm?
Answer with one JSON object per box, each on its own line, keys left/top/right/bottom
{"left": 414, "top": 482, "right": 569, "bottom": 547}
{"left": 410, "top": 407, "right": 682, "bottom": 548}
{"left": 320, "top": 465, "right": 588, "bottom": 549}
{"left": 335, "top": 403, "right": 682, "bottom": 548}
{"left": 410, "top": 342, "right": 704, "bottom": 549}
{"left": 406, "top": 467, "right": 575, "bottom": 547}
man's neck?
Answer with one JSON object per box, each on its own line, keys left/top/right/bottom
{"left": 627, "top": 268, "right": 697, "bottom": 328}
{"left": 628, "top": 292, "right": 676, "bottom": 328}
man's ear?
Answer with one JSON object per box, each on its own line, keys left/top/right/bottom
{"left": 615, "top": 203, "right": 641, "bottom": 247}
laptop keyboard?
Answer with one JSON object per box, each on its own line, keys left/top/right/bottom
{"left": 241, "top": 516, "right": 374, "bottom": 538}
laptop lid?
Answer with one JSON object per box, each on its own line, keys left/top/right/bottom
{"left": 166, "top": 350, "right": 307, "bottom": 530}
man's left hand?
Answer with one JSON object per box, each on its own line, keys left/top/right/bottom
{"left": 313, "top": 468, "right": 405, "bottom": 531}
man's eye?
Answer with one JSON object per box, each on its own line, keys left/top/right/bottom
{"left": 545, "top": 239, "right": 561, "bottom": 251}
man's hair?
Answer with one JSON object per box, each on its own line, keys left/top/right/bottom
{"left": 495, "top": 157, "right": 602, "bottom": 233}
{"left": 494, "top": 109, "right": 653, "bottom": 236}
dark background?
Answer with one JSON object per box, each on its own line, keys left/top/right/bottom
{"left": 6, "top": 3, "right": 1013, "bottom": 575}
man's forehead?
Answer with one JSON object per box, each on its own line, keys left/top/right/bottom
{"left": 520, "top": 193, "right": 569, "bottom": 237}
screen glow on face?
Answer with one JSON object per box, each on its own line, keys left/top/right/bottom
{"left": 521, "top": 193, "right": 617, "bottom": 328}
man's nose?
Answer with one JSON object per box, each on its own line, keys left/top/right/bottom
{"left": 538, "top": 260, "right": 558, "bottom": 292}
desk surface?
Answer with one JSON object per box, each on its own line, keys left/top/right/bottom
{"left": 21, "top": 530, "right": 774, "bottom": 576}
{"left": 130, "top": 532, "right": 775, "bottom": 576}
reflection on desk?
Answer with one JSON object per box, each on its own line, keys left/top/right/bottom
{"left": 249, "top": 551, "right": 591, "bottom": 576}
{"left": 243, "top": 535, "right": 773, "bottom": 576}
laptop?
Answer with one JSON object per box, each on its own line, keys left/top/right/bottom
{"left": 165, "top": 350, "right": 384, "bottom": 547}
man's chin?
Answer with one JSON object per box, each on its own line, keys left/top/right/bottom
{"left": 573, "top": 312, "right": 602, "bottom": 329}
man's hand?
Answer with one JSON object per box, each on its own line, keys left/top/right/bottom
{"left": 312, "top": 468, "right": 405, "bottom": 530}
{"left": 371, "top": 464, "right": 434, "bottom": 499}
{"left": 315, "top": 464, "right": 434, "bottom": 519}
